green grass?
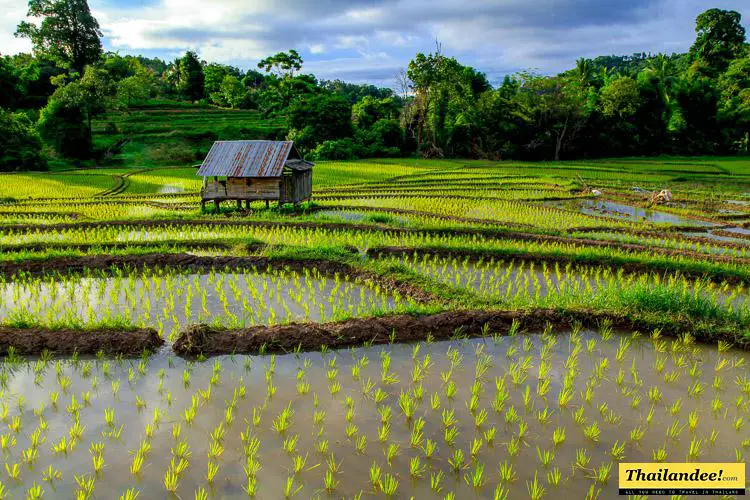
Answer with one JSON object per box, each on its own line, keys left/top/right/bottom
{"left": 91, "top": 101, "right": 286, "bottom": 167}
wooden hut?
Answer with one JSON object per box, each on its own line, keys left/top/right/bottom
{"left": 197, "top": 140, "right": 314, "bottom": 212}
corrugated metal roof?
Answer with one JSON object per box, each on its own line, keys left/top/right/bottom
{"left": 197, "top": 141, "right": 294, "bottom": 178}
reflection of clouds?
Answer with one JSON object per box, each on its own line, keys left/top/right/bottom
{"left": 2, "top": 336, "right": 750, "bottom": 497}
{"left": 0, "top": 272, "right": 398, "bottom": 335}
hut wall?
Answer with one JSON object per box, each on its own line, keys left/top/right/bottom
{"left": 203, "top": 181, "right": 227, "bottom": 199}
{"left": 226, "top": 178, "right": 250, "bottom": 198}
{"left": 297, "top": 170, "right": 312, "bottom": 202}
{"left": 245, "top": 178, "right": 280, "bottom": 200}
{"left": 280, "top": 170, "right": 312, "bottom": 204}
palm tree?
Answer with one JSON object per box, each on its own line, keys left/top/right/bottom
{"left": 645, "top": 54, "right": 677, "bottom": 106}
{"left": 574, "top": 58, "right": 594, "bottom": 87}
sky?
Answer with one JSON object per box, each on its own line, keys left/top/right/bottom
{"left": 1, "top": 0, "right": 747, "bottom": 87}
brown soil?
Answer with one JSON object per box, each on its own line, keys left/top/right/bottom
{"left": 0, "top": 326, "right": 163, "bottom": 356}
{"left": 713, "top": 229, "right": 750, "bottom": 241}
{"left": 173, "top": 309, "right": 744, "bottom": 356}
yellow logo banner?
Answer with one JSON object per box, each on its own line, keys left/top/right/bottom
{"left": 619, "top": 463, "right": 745, "bottom": 495}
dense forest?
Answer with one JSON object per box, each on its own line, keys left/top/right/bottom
{"left": 0, "top": 0, "right": 748, "bottom": 171}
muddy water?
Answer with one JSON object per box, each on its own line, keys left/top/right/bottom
{"left": 544, "top": 199, "right": 716, "bottom": 226}
{"left": 0, "top": 271, "right": 400, "bottom": 338}
{"left": 1, "top": 331, "right": 748, "bottom": 499}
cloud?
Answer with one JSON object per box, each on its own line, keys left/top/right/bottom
{"left": 0, "top": 3, "right": 33, "bottom": 55}
{"left": 1, "top": 0, "right": 747, "bottom": 86}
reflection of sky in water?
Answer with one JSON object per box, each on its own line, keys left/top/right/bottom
{"left": 314, "top": 210, "right": 410, "bottom": 227}
{"left": 1, "top": 331, "right": 748, "bottom": 498}
{"left": 579, "top": 200, "right": 716, "bottom": 226}
{"left": 543, "top": 199, "right": 717, "bottom": 226}
{"left": 395, "top": 257, "right": 747, "bottom": 309}
{"left": 0, "top": 272, "right": 398, "bottom": 336}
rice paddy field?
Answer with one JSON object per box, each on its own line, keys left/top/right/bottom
{"left": 0, "top": 156, "right": 749, "bottom": 498}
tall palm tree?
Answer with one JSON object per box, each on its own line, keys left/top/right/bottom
{"left": 645, "top": 54, "right": 677, "bottom": 106}
{"left": 574, "top": 58, "right": 594, "bottom": 87}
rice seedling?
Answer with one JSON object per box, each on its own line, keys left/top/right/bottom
{"left": 527, "top": 471, "right": 546, "bottom": 500}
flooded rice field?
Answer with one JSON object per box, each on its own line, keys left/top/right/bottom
{"left": 313, "top": 210, "right": 411, "bottom": 227}
{"left": 381, "top": 253, "right": 748, "bottom": 311}
{"left": 0, "top": 329, "right": 747, "bottom": 498}
{"left": 0, "top": 268, "right": 406, "bottom": 340}
{"left": 544, "top": 199, "right": 715, "bottom": 226}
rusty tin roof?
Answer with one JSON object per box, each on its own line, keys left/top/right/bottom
{"left": 196, "top": 140, "right": 295, "bottom": 178}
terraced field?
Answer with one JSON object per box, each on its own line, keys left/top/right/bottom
{"left": 0, "top": 157, "right": 748, "bottom": 499}
{"left": 91, "top": 102, "right": 286, "bottom": 167}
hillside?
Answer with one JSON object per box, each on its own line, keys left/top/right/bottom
{"left": 90, "top": 100, "right": 287, "bottom": 167}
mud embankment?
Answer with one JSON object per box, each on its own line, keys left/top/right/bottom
{"left": 0, "top": 326, "right": 163, "bottom": 356}
{"left": 172, "top": 309, "right": 746, "bottom": 356}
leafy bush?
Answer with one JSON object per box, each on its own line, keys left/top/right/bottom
{"left": 287, "top": 93, "right": 353, "bottom": 151}
{"left": 184, "top": 130, "right": 219, "bottom": 143}
{"left": 355, "top": 118, "right": 404, "bottom": 157}
{"left": 146, "top": 141, "right": 198, "bottom": 164}
{"left": 37, "top": 94, "right": 92, "bottom": 159}
{"left": 308, "top": 138, "right": 359, "bottom": 160}
{"left": 0, "top": 108, "right": 47, "bottom": 171}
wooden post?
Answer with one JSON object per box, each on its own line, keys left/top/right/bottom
{"left": 236, "top": 200, "right": 242, "bottom": 209}
{"left": 265, "top": 200, "right": 269, "bottom": 209}
{"left": 214, "top": 200, "right": 220, "bottom": 214}
{"left": 245, "top": 200, "right": 251, "bottom": 209}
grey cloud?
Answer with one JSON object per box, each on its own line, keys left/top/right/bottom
{"left": 92, "top": 0, "right": 747, "bottom": 85}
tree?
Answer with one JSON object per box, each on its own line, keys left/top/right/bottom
{"left": 256, "top": 73, "right": 319, "bottom": 116}
{"left": 0, "top": 108, "right": 47, "bottom": 171}
{"left": 0, "top": 55, "right": 24, "bottom": 109}
{"left": 287, "top": 93, "right": 352, "bottom": 151}
{"left": 573, "top": 58, "right": 595, "bottom": 87}
{"left": 717, "top": 51, "right": 750, "bottom": 151}
{"left": 220, "top": 75, "right": 246, "bottom": 109}
{"left": 101, "top": 53, "right": 135, "bottom": 80}
{"left": 352, "top": 96, "right": 401, "bottom": 129}
{"left": 473, "top": 76, "right": 531, "bottom": 159}
{"left": 257, "top": 50, "right": 303, "bottom": 79}
{"left": 38, "top": 65, "right": 116, "bottom": 158}
{"left": 15, "top": 0, "right": 103, "bottom": 75}
{"left": 177, "top": 51, "right": 205, "bottom": 101}
{"left": 10, "top": 53, "right": 66, "bottom": 107}
{"left": 406, "top": 46, "right": 489, "bottom": 155}
{"left": 204, "top": 65, "right": 229, "bottom": 105}
{"left": 242, "top": 69, "right": 265, "bottom": 90}
{"left": 117, "top": 75, "right": 152, "bottom": 107}
{"left": 689, "top": 9, "right": 746, "bottom": 75}
{"left": 519, "top": 73, "right": 590, "bottom": 160}
{"left": 354, "top": 119, "right": 404, "bottom": 157}
{"left": 599, "top": 77, "right": 641, "bottom": 118}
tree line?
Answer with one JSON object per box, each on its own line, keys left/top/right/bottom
{"left": 0, "top": 0, "right": 747, "bottom": 171}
